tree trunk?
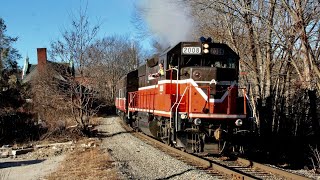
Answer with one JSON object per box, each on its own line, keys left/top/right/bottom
{"left": 308, "top": 90, "right": 319, "bottom": 136}
{"left": 243, "top": 0, "right": 261, "bottom": 133}
{"left": 244, "top": 13, "right": 261, "bottom": 100}
{"left": 265, "top": 0, "right": 276, "bottom": 98}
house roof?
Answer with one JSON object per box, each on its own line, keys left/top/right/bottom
{"left": 28, "top": 64, "right": 37, "bottom": 73}
{"left": 22, "top": 65, "right": 38, "bottom": 83}
{"left": 22, "top": 60, "right": 72, "bottom": 84}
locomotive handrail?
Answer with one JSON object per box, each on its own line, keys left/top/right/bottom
{"left": 128, "top": 92, "right": 137, "bottom": 108}
{"left": 238, "top": 87, "right": 249, "bottom": 115}
{"left": 168, "top": 68, "right": 179, "bottom": 130}
{"left": 173, "top": 85, "right": 190, "bottom": 131}
{"left": 127, "top": 91, "right": 137, "bottom": 118}
{"left": 227, "top": 87, "right": 231, "bottom": 114}
{"left": 197, "top": 85, "right": 211, "bottom": 112}
{"left": 242, "top": 88, "right": 247, "bottom": 115}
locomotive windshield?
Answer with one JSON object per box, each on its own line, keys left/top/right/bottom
{"left": 165, "top": 42, "right": 239, "bottom": 71}
{"left": 180, "top": 56, "right": 236, "bottom": 69}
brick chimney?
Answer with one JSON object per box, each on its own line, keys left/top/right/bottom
{"left": 37, "top": 48, "right": 47, "bottom": 72}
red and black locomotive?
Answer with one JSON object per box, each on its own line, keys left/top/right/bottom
{"left": 116, "top": 38, "right": 253, "bottom": 154}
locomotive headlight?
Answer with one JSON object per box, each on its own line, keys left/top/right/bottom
{"left": 235, "top": 119, "right": 243, "bottom": 126}
{"left": 193, "top": 70, "right": 201, "bottom": 79}
{"left": 203, "top": 49, "right": 209, "bottom": 54}
{"left": 180, "top": 113, "right": 187, "bottom": 119}
{"left": 194, "top": 118, "right": 201, "bottom": 126}
{"left": 202, "top": 43, "right": 210, "bottom": 54}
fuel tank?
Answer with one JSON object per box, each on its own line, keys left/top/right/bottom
{"left": 136, "top": 112, "right": 160, "bottom": 138}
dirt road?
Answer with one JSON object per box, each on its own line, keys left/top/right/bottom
{"left": 0, "top": 154, "right": 65, "bottom": 180}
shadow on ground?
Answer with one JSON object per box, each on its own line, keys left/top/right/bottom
{"left": 0, "top": 159, "right": 45, "bottom": 169}
{"left": 156, "top": 169, "right": 194, "bottom": 180}
{"left": 95, "top": 130, "right": 134, "bottom": 138}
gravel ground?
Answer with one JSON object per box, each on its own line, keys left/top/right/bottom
{"left": 98, "top": 116, "right": 221, "bottom": 180}
{"left": 268, "top": 164, "right": 320, "bottom": 180}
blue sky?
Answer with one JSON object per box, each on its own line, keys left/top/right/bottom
{"left": 0, "top": 0, "right": 143, "bottom": 66}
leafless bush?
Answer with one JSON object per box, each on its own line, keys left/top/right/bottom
{"left": 31, "top": 66, "right": 71, "bottom": 132}
{"left": 31, "top": 63, "right": 103, "bottom": 138}
{"left": 310, "top": 146, "right": 320, "bottom": 172}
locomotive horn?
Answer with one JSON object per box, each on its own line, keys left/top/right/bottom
{"left": 199, "top": 36, "right": 206, "bottom": 42}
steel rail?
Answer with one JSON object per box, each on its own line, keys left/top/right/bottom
{"left": 236, "top": 157, "right": 311, "bottom": 180}
{"left": 119, "top": 118, "right": 312, "bottom": 180}
{"left": 120, "top": 119, "right": 257, "bottom": 180}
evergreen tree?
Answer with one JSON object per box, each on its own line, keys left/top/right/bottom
{"left": 0, "top": 18, "right": 22, "bottom": 113}
{"left": 0, "top": 18, "right": 21, "bottom": 76}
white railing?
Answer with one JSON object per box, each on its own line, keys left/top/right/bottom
{"left": 174, "top": 86, "right": 190, "bottom": 131}
{"left": 169, "top": 68, "right": 179, "bottom": 130}
{"left": 128, "top": 92, "right": 137, "bottom": 117}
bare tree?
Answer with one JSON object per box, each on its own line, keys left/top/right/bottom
{"left": 188, "top": 0, "right": 320, "bottom": 136}
{"left": 86, "top": 35, "right": 142, "bottom": 106}
{"left": 49, "top": 6, "right": 144, "bottom": 134}
{"left": 49, "top": 6, "right": 102, "bottom": 134}
{"left": 280, "top": 0, "right": 320, "bottom": 136}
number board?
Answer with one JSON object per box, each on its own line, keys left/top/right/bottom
{"left": 210, "top": 48, "right": 224, "bottom": 55}
{"left": 182, "top": 47, "right": 201, "bottom": 55}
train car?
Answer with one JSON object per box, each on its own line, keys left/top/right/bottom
{"left": 116, "top": 38, "right": 253, "bottom": 154}
{"left": 115, "top": 69, "right": 138, "bottom": 123}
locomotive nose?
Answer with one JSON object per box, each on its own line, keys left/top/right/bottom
{"left": 181, "top": 67, "right": 217, "bottom": 81}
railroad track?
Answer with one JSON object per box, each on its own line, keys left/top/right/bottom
{"left": 119, "top": 119, "right": 311, "bottom": 180}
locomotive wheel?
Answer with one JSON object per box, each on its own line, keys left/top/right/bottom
{"left": 122, "top": 113, "right": 126, "bottom": 122}
{"left": 130, "top": 120, "right": 139, "bottom": 132}
{"left": 119, "top": 112, "right": 124, "bottom": 121}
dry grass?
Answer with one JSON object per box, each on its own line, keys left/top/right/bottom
{"left": 47, "top": 141, "right": 118, "bottom": 180}
{"left": 90, "top": 117, "right": 103, "bottom": 126}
